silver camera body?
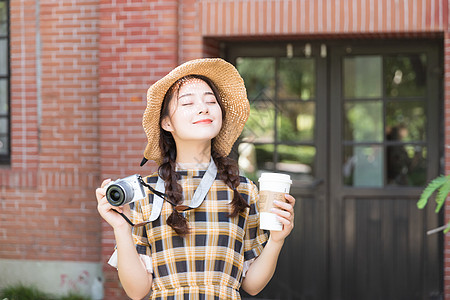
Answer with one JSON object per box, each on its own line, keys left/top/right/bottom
{"left": 105, "top": 174, "right": 146, "bottom": 206}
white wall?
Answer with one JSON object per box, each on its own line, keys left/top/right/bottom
{"left": 0, "top": 259, "right": 103, "bottom": 299}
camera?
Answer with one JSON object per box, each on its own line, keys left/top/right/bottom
{"left": 105, "top": 175, "right": 147, "bottom": 206}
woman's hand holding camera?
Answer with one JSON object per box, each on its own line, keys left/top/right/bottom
{"left": 96, "top": 179, "right": 131, "bottom": 230}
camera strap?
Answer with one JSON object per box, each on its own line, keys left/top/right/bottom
{"left": 147, "top": 157, "right": 218, "bottom": 221}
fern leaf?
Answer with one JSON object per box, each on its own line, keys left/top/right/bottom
{"left": 417, "top": 175, "right": 448, "bottom": 209}
{"left": 443, "top": 221, "right": 450, "bottom": 234}
{"left": 436, "top": 179, "right": 450, "bottom": 213}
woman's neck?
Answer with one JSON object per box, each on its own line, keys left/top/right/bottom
{"left": 176, "top": 161, "right": 210, "bottom": 170}
{"left": 175, "top": 140, "right": 212, "bottom": 164}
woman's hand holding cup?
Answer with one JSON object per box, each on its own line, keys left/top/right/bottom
{"left": 258, "top": 173, "right": 296, "bottom": 243}
{"left": 268, "top": 193, "right": 296, "bottom": 243}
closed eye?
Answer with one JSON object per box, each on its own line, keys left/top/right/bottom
{"left": 205, "top": 94, "right": 217, "bottom": 104}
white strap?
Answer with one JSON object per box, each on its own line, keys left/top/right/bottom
{"left": 148, "top": 157, "right": 217, "bottom": 221}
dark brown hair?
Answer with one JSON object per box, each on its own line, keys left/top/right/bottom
{"left": 158, "top": 75, "right": 250, "bottom": 235}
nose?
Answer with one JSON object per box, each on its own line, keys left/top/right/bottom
{"left": 196, "top": 100, "right": 209, "bottom": 114}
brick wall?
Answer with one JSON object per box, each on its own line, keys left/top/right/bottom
{"left": 1, "top": 0, "right": 101, "bottom": 262}
{"left": 0, "top": 0, "right": 38, "bottom": 189}
{"left": 199, "top": 0, "right": 447, "bottom": 37}
{"left": 2, "top": 0, "right": 449, "bottom": 299}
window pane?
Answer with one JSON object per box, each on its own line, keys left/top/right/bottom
{"left": 0, "top": 135, "right": 8, "bottom": 154}
{"left": 343, "top": 145, "right": 383, "bottom": 187}
{"left": 0, "top": 78, "right": 7, "bottom": 114}
{"left": 344, "top": 56, "right": 382, "bottom": 99}
{"left": 278, "top": 58, "right": 315, "bottom": 100}
{"left": 236, "top": 57, "right": 275, "bottom": 100}
{"left": 238, "top": 143, "right": 274, "bottom": 182}
{"left": 386, "top": 145, "right": 427, "bottom": 186}
{"left": 385, "top": 54, "right": 427, "bottom": 97}
{"left": 0, "top": 1, "right": 6, "bottom": 36}
{"left": 0, "top": 117, "right": 7, "bottom": 133}
{"left": 0, "top": 39, "right": 6, "bottom": 75}
{"left": 277, "top": 101, "right": 315, "bottom": 142}
{"left": 242, "top": 101, "right": 275, "bottom": 143}
{"left": 344, "top": 101, "right": 383, "bottom": 142}
{"left": 386, "top": 100, "right": 426, "bottom": 142}
{"left": 276, "top": 145, "right": 315, "bottom": 181}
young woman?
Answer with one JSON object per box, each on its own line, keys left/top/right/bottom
{"left": 96, "top": 58, "right": 296, "bottom": 300}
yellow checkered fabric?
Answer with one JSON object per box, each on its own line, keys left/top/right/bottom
{"left": 129, "top": 168, "right": 268, "bottom": 300}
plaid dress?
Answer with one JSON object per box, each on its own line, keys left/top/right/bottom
{"left": 129, "top": 168, "right": 268, "bottom": 300}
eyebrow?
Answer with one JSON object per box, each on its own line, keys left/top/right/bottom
{"left": 178, "top": 91, "right": 215, "bottom": 100}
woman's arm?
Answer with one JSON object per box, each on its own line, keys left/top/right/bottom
{"left": 114, "top": 225, "right": 153, "bottom": 300}
{"left": 96, "top": 179, "right": 153, "bottom": 300}
{"left": 240, "top": 194, "right": 295, "bottom": 296}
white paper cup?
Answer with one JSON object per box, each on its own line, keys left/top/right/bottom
{"left": 258, "top": 173, "right": 292, "bottom": 231}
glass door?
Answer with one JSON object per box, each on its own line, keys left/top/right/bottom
{"left": 329, "top": 41, "right": 442, "bottom": 300}
{"left": 225, "top": 39, "right": 442, "bottom": 299}
{"left": 342, "top": 54, "right": 429, "bottom": 188}
{"left": 227, "top": 42, "right": 329, "bottom": 299}
{"left": 236, "top": 56, "right": 316, "bottom": 184}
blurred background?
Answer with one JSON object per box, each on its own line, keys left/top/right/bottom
{"left": 0, "top": 1, "right": 449, "bottom": 299}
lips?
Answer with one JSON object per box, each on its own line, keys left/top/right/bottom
{"left": 193, "top": 119, "right": 213, "bottom": 124}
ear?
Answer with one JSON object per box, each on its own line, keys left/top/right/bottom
{"left": 161, "top": 116, "right": 174, "bottom": 132}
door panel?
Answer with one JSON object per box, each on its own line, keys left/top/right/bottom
{"left": 330, "top": 42, "right": 442, "bottom": 300}
{"left": 341, "top": 197, "right": 437, "bottom": 299}
{"left": 225, "top": 40, "right": 442, "bottom": 299}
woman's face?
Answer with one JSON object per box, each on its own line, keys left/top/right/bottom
{"left": 162, "top": 78, "right": 223, "bottom": 144}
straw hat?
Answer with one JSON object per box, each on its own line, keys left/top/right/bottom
{"left": 141, "top": 58, "right": 250, "bottom": 165}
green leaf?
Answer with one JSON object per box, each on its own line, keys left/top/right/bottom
{"left": 443, "top": 221, "right": 450, "bottom": 234}
{"left": 417, "top": 175, "right": 448, "bottom": 209}
{"left": 436, "top": 179, "right": 450, "bottom": 213}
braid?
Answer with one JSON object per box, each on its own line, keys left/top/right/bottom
{"left": 158, "top": 124, "right": 190, "bottom": 236}
{"left": 212, "top": 150, "right": 250, "bottom": 217}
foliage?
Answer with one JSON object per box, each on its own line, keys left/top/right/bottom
{"left": 0, "top": 284, "right": 50, "bottom": 300}
{"left": 417, "top": 175, "right": 450, "bottom": 233}
{"left": 236, "top": 58, "right": 275, "bottom": 100}
{"left": 59, "top": 293, "right": 91, "bottom": 300}
{"left": 0, "top": 284, "right": 91, "bottom": 300}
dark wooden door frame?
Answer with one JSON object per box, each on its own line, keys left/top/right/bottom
{"left": 223, "top": 38, "right": 443, "bottom": 299}
{"left": 329, "top": 40, "right": 443, "bottom": 299}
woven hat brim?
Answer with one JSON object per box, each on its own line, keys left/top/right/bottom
{"left": 142, "top": 58, "right": 250, "bottom": 165}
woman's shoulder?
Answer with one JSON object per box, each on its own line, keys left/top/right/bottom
{"left": 238, "top": 175, "right": 257, "bottom": 187}
{"left": 143, "top": 171, "right": 159, "bottom": 184}
{"left": 236, "top": 175, "right": 259, "bottom": 201}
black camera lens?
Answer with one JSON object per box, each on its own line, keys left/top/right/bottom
{"left": 106, "top": 185, "right": 126, "bottom": 206}
{"left": 110, "top": 190, "right": 122, "bottom": 202}
{"left": 105, "top": 178, "right": 138, "bottom": 206}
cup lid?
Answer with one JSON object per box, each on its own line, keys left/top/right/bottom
{"left": 258, "top": 172, "right": 292, "bottom": 184}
